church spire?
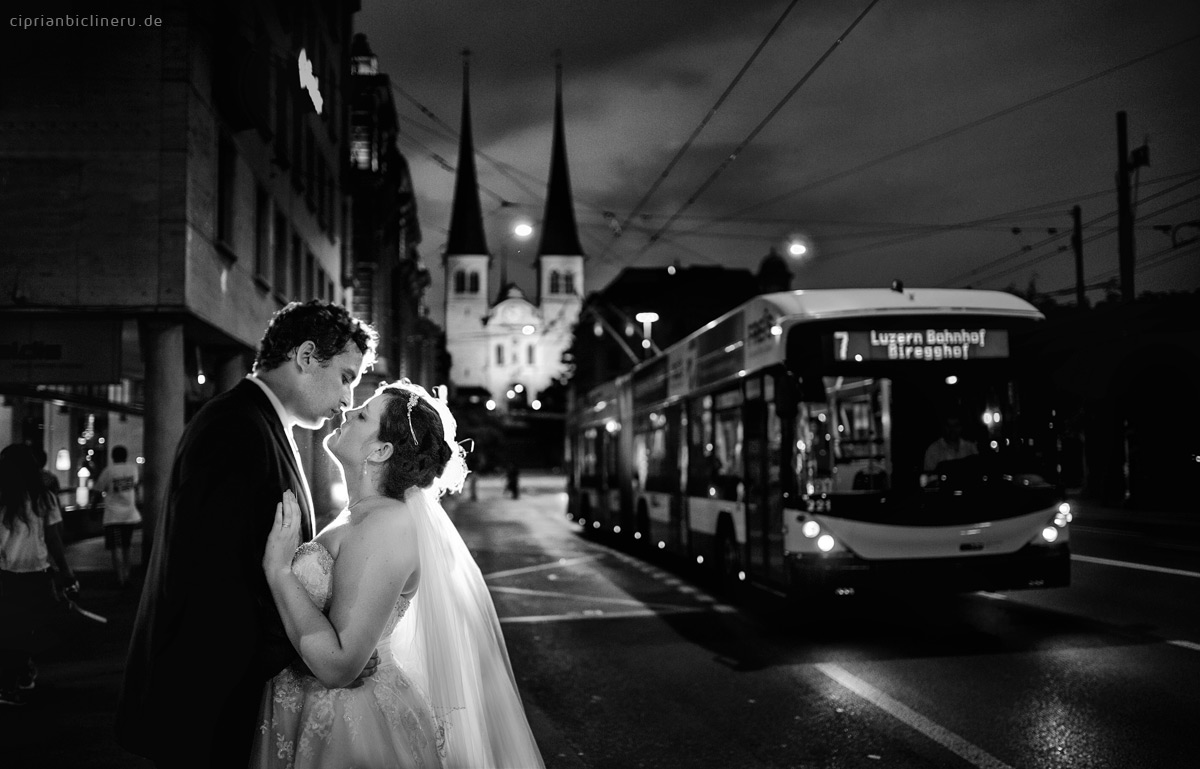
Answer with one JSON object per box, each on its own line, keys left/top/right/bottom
{"left": 536, "top": 53, "right": 584, "bottom": 259}
{"left": 445, "top": 50, "right": 489, "bottom": 258}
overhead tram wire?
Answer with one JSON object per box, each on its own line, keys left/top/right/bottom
{"left": 975, "top": 192, "right": 1200, "bottom": 285}
{"left": 941, "top": 176, "right": 1200, "bottom": 286}
{"left": 631, "top": 0, "right": 885, "bottom": 263}
{"left": 675, "top": 32, "right": 1200, "bottom": 240}
{"left": 600, "top": 0, "right": 803, "bottom": 260}
{"left": 816, "top": 172, "right": 1200, "bottom": 261}
{"left": 1040, "top": 241, "right": 1200, "bottom": 297}
{"left": 394, "top": 78, "right": 618, "bottom": 222}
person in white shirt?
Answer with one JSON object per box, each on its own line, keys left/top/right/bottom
{"left": 924, "top": 415, "right": 979, "bottom": 472}
{"left": 96, "top": 446, "right": 142, "bottom": 588}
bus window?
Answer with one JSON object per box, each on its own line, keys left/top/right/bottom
{"left": 686, "top": 396, "right": 714, "bottom": 497}
{"left": 580, "top": 428, "right": 599, "bottom": 487}
{"left": 830, "top": 377, "right": 891, "bottom": 492}
{"left": 711, "top": 401, "right": 743, "bottom": 501}
{"left": 795, "top": 403, "right": 834, "bottom": 495}
{"left": 638, "top": 410, "right": 676, "bottom": 493}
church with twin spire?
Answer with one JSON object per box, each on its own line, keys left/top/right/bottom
{"left": 443, "top": 56, "right": 585, "bottom": 411}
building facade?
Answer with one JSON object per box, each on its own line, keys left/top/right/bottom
{"left": 348, "top": 32, "right": 445, "bottom": 393}
{"left": 442, "top": 59, "right": 584, "bottom": 411}
{"left": 0, "top": 0, "right": 399, "bottom": 540}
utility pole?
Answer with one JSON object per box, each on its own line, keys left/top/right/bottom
{"left": 1115, "top": 111, "right": 1150, "bottom": 303}
{"left": 1072, "top": 204, "right": 1087, "bottom": 309}
{"left": 1115, "top": 112, "right": 1134, "bottom": 302}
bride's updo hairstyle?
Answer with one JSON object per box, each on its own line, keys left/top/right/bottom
{"left": 375, "top": 380, "right": 468, "bottom": 499}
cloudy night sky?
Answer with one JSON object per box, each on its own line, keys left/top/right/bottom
{"left": 353, "top": 0, "right": 1200, "bottom": 324}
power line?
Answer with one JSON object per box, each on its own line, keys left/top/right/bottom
{"left": 631, "top": 0, "right": 885, "bottom": 261}
{"left": 672, "top": 32, "right": 1200, "bottom": 241}
{"left": 602, "top": 0, "right": 802, "bottom": 256}
{"left": 960, "top": 191, "right": 1200, "bottom": 287}
{"left": 940, "top": 175, "right": 1200, "bottom": 286}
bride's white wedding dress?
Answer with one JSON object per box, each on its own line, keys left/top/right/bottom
{"left": 250, "top": 541, "right": 444, "bottom": 769}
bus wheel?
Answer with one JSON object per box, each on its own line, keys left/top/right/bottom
{"left": 716, "top": 524, "right": 742, "bottom": 590}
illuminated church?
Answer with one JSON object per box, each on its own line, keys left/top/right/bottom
{"left": 443, "top": 58, "right": 584, "bottom": 410}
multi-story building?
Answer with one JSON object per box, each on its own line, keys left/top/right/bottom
{"left": 348, "top": 32, "right": 445, "bottom": 392}
{"left": 0, "top": 0, "right": 377, "bottom": 539}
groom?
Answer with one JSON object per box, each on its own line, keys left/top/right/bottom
{"left": 116, "top": 301, "right": 377, "bottom": 769}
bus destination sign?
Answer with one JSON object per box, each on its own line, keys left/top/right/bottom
{"left": 833, "top": 328, "right": 1009, "bottom": 362}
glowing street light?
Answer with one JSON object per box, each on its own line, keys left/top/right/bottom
{"left": 635, "top": 311, "right": 659, "bottom": 349}
{"left": 787, "top": 241, "right": 807, "bottom": 257}
{"left": 513, "top": 221, "right": 534, "bottom": 239}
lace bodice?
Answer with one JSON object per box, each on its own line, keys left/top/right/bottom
{"left": 290, "top": 541, "right": 412, "bottom": 654}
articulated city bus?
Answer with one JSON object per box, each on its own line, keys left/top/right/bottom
{"left": 566, "top": 287, "right": 1071, "bottom": 597}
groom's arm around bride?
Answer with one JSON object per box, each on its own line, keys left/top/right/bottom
{"left": 115, "top": 301, "right": 376, "bottom": 769}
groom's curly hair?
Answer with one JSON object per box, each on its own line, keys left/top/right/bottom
{"left": 253, "top": 300, "right": 378, "bottom": 372}
{"left": 376, "top": 384, "right": 453, "bottom": 497}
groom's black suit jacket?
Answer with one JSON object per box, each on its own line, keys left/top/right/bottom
{"left": 116, "top": 379, "right": 315, "bottom": 768}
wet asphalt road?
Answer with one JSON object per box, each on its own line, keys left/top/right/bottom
{"left": 456, "top": 476, "right": 1200, "bottom": 769}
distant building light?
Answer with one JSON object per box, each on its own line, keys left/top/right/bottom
{"left": 531, "top": 400, "right": 542, "bottom": 410}
{"left": 514, "top": 384, "right": 524, "bottom": 393}
{"left": 486, "top": 399, "right": 496, "bottom": 411}
{"left": 522, "top": 324, "right": 535, "bottom": 335}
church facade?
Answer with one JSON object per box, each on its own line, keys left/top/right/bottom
{"left": 443, "top": 58, "right": 584, "bottom": 410}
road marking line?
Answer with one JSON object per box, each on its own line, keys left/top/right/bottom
{"left": 483, "top": 555, "right": 602, "bottom": 580}
{"left": 814, "top": 663, "right": 1014, "bottom": 769}
{"left": 500, "top": 606, "right": 715, "bottom": 624}
{"left": 1168, "top": 640, "right": 1200, "bottom": 652}
{"left": 1072, "top": 554, "right": 1200, "bottom": 579}
{"left": 489, "top": 585, "right": 701, "bottom": 612}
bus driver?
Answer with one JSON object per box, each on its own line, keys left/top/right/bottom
{"left": 923, "top": 414, "right": 978, "bottom": 473}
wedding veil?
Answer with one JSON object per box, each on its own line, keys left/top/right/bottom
{"left": 388, "top": 384, "right": 545, "bottom": 769}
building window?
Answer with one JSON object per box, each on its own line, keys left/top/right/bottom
{"left": 527, "top": 344, "right": 535, "bottom": 364}
{"left": 351, "top": 118, "right": 371, "bottom": 170}
{"left": 454, "top": 270, "right": 466, "bottom": 294}
{"left": 216, "top": 135, "right": 237, "bottom": 248}
{"left": 305, "top": 251, "right": 315, "bottom": 298}
{"left": 273, "top": 211, "right": 288, "bottom": 298}
{"left": 549, "top": 270, "right": 561, "bottom": 294}
{"left": 255, "top": 186, "right": 270, "bottom": 283}
{"left": 327, "top": 277, "right": 336, "bottom": 303}
{"left": 291, "top": 233, "right": 303, "bottom": 298}
{"left": 468, "top": 271, "right": 480, "bottom": 294}
{"left": 496, "top": 345, "right": 504, "bottom": 365}
{"left": 563, "top": 271, "right": 575, "bottom": 295}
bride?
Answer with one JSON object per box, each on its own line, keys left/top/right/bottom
{"left": 253, "top": 380, "right": 544, "bottom": 768}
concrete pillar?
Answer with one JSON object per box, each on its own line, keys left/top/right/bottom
{"left": 216, "top": 348, "right": 249, "bottom": 393}
{"left": 140, "top": 319, "right": 185, "bottom": 567}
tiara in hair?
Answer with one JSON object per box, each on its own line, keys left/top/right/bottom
{"left": 406, "top": 390, "right": 420, "bottom": 444}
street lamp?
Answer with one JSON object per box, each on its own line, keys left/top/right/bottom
{"left": 635, "top": 312, "right": 659, "bottom": 353}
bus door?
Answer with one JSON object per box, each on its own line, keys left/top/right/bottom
{"left": 743, "top": 374, "right": 788, "bottom": 582}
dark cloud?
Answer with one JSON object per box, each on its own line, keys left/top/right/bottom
{"left": 357, "top": 0, "right": 1200, "bottom": 321}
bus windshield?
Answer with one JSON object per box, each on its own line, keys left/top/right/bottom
{"left": 794, "top": 366, "right": 1058, "bottom": 519}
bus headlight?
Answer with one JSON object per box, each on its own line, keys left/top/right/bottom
{"left": 817, "top": 534, "right": 836, "bottom": 552}
{"left": 1041, "top": 526, "right": 1059, "bottom": 543}
{"left": 802, "top": 520, "right": 821, "bottom": 539}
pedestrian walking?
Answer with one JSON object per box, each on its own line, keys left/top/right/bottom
{"left": 95, "top": 446, "right": 142, "bottom": 588}
{"left": 0, "top": 443, "right": 78, "bottom": 706}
